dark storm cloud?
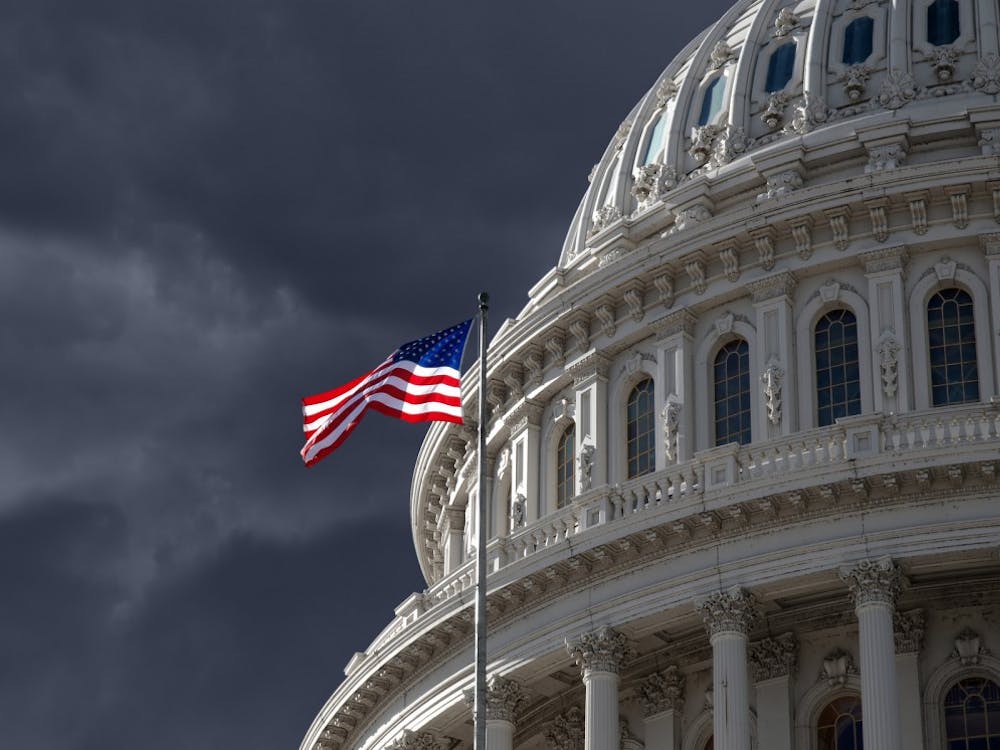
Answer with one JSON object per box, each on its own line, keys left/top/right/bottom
{"left": 1, "top": 1, "right": 735, "bottom": 748}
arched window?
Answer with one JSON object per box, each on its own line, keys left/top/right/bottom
{"left": 927, "top": 0, "right": 960, "bottom": 46}
{"left": 698, "top": 75, "right": 726, "bottom": 126}
{"left": 817, "top": 694, "right": 863, "bottom": 750}
{"left": 944, "top": 676, "right": 1000, "bottom": 746}
{"left": 815, "top": 309, "right": 861, "bottom": 426}
{"left": 626, "top": 378, "right": 655, "bottom": 478}
{"left": 928, "top": 288, "right": 979, "bottom": 406}
{"left": 713, "top": 339, "right": 751, "bottom": 446}
{"left": 556, "top": 425, "right": 575, "bottom": 507}
{"left": 842, "top": 16, "right": 874, "bottom": 64}
{"left": 703, "top": 738, "right": 713, "bottom": 750}
{"left": 765, "top": 42, "right": 796, "bottom": 92}
{"left": 643, "top": 112, "right": 668, "bottom": 165}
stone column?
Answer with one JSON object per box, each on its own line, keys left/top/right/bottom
{"left": 639, "top": 665, "right": 685, "bottom": 750}
{"left": 894, "top": 609, "right": 926, "bottom": 750}
{"left": 484, "top": 676, "right": 526, "bottom": 750}
{"left": 697, "top": 587, "right": 760, "bottom": 750}
{"left": 840, "top": 558, "right": 903, "bottom": 750}
{"left": 567, "top": 627, "right": 633, "bottom": 750}
{"left": 749, "top": 633, "right": 797, "bottom": 750}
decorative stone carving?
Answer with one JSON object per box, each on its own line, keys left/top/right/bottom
{"left": 821, "top": 649, "right": 858, "bottom": 686}
{"left": 719, "top": 245, "right": 740, "bottom": 282}
{"left": 953, "top": 628, "right": 987, "bottom": 666}
{"left": 568, "top": 319, "right": 589, "bottom": 353}
{"left": 590, "top": 205, "right": 622, "bottom": 236}
{"left": 947, "top": 187, "right": 969, "bottom": 229}
{"left": 826, "top": 207, "right": 851, "bottom": 250}
{"left": 791, "top": 217, "right": 813, "bottom": 259}
{"left": 546, "top": 333, "right": 566, "bottom": 365}
{"left": 566, "top": 626, "right": 634, "bottom": 676}
{"left": 673, "top": 204, "right": 713, "bottom": 232}
{"left": 980, "top": 232, "right": 1000, "bottom": 255}
{"left": 893, "top": 609, "right": 925, "bottom": 654}
{"left": 908, "top": 192, "right": 929, "bottom": 234}
{"left": 523, "top": 348, "right": 543, "bottom": 384}
{"left": 388, "top": 732, "right": 441, "bottom": 750}
{"left": 860, "top": 246, "right": 908, "bottom": 274}
{"left": 653, "top": 273, "right": 675, "bottom": 308}
{"left": 684, "top": 255, "right": 707, "bottom": 294}
{"left": 639, "top": 666, "right": 685, "bottom": 716}
{"left": 867, "top": 200, "right": 889, "bottom": 242}
{"left": 662, "top": 397, "right": 681, "bottom": 462}
{"left": 598, "top": 247, "right": 631, "bottom": 269}
{"left": 656, "top": 78, "right": 679, "bottom": 106}
{"left": 758, "top": 169, "right": 803, "bottom": 201}
{"left": 545, "top": 707, "right": 585, "bottom": 750}
{"left": 978, "top": 127, "right": 1000, "bottom": 156}
{"left": 594, "top": 304, "right": 616, "bottom": 338}
{"left": 761, "top": 358, "right": 784, "bottom": 425}
{"left": 761, "top": 92, "right": 789, "bottom": 130}
{"left": 614, "top": 119, "right": 632, "bottom": 150}
{"left": 652, "top": 308, "right": 696, "bottom": 338}
{"left": 511, "top": 493, "right": 526, "bottom": 528}
{"left": 784, "top": 93, "right": 828, "bottom": 134}
{"left": 842, "top": 64, "right": 872, "bottom": 101}
{"left": 715, "top": 312, "right": 735, "bottom": 335}
{"left": 819, "top": 280, "right": 841, "bottom": 302}
{"left": 711, "top": 124, "right": 750, "bottom": 166}
{"left": 578, "top": 442, "right": 595, "bottom": 491}
{"left": 751, "top": 227, "right": 777, "bottom": 271}
{"left": 708, "top": 40, "right": 737, "bottom": 70}
{"left": 866, "top": 143, "right": 906, "bottom": 173}
{"left": 926, "top": 45, "right": 959, "bottom": 81}
{"left": 971, "top": 53, "right": 1000, "bottom": 94}
{"left": 482, "top": 675, "right": 526, "bottom": 723}
{"left": 773, "top": 7, "right": 799, "bottom": 36}
{"left": 552, "top": 397, "right": 574, "bottom": 423}
{"left": 876, "top": 331, "right": 900, "bottom": 398}
{"left": 631, "top": 164, "right": 676, "bottom": 212}
{"left": 704, "top": 689, "right": 714, "bottom": 712}
{"left": 689, "top": 124, "right": 721, "bottom": 163}
{"left": 747, "top": 271, "right": 797, "bottom": 303}
{"left": 749, "top": 633, "right": 798, "bottom": 681}
{"left": 623, "top": 288, "right": 644, "bottom": 322}
{"left": 696, "top": 586, "right": 760, "bottom": 637}
{"left": 935, "top": 257, "right": 957, "bottom": 281}
{"left": 878, "top": 70, "right": 917, "bottom": 110}
{"left": 839, "top": 557, "right": 902, "bottom": 608}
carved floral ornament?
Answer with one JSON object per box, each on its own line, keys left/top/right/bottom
{"left": 893, "top": 609, "right": 925, "bottom": 654}
{"left": 545, "top": 707, "right": 584, "bottom": 750}
{"left": 839, "top": 556, "right": 902, "bottom": 608}
{"left": 483, "top": 675, "right": 526, "bottom": 723}
{"left": 821, "top": 649, "right": 858, "bottom": 687}
{"left": 662, "top": 396, "right": 681, "bottom": 462}
{"left": 639, "top": 665, "right": 685, "bottom": 716}
{"left": 953, "top": 627, "right": 989, "bottom": 665}
{"left": 749, "top": 633, "right": 798, "bottom": 681}
{"left": 566, "top": 626, "right": 634, "bottom": 676}
{"left": 761, "top": 358, "right": 784, "bottom": 426}
{"left": 388, "top": 731, "right": 441, "bottom": 750}
{"left": 696, "top": 586, "right": 760, "bottom": 637}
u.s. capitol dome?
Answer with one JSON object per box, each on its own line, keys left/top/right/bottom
{"left": 302, "top": 0, "right": 1000, "bottom": 749}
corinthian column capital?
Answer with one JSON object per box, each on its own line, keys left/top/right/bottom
{"left": 696, "top": 586, "right": 760, "bottom": 637}
{"left": 638, "top": 665, "right": 685, "bottom": 716}
{"left": 839, "top": 557, "right": 901, "bottom": 609}
{"left": 566, "top": 626, "right": 633, "bottom": 676}
{"left": 749, "top": 632, "right": 798, "bottom": 681}
{"left": 484, "top": 675, "right": 526, "bottom": 723}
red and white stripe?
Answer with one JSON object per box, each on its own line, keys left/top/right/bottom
{"left": 300, "top": 358, "right": 463, "bottom": 466}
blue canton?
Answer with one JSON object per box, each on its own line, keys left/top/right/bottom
{"left": 393, "top": 319, "right": 473, "bottom": 370}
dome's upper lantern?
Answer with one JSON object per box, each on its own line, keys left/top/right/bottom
{"left": 560, "top": 0, "right": 1000, "bottom": 266}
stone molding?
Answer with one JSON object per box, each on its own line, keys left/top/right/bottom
{"left": 746, "top": 271, "right": 797, "bottom": 303}
{"left": 839, "top": 557, "right": 902, "bottom": 609}
{"left": 567, "top": 352, "right": 610, "bottom": 387}
{"left": 566, "top": 626, "right": 634, "bottom": 676}
{"left": 696, "top": 586, "right": 760, "bottom": 637}
{"left": 652, "top": 308, "right": 697, "bottom": 339}
{"left": 638, "top": 665, "right": 684, "bottom": 716}
{"left": 749, "top": 632, "right": 798, "bottom": 681}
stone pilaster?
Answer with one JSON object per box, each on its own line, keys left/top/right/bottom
{"left": 697, "top": 588, "right": 759, "bottom": 750}
{"left": 639, "top": 666, "right": 684, "bottom": 750}
{"left": 893, "top": 610, "right": 925, "bottom": 750}
{"left": 567, "top": 627, "right": 633, "bottom": 750}
{"left": 840, "top": 558, "right": 902, "bottom": 750}
{"left": 749, "top": 634, "right": 797, "bottom": 750}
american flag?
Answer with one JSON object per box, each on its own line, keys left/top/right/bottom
{"left": 300, "top": 319, "right": 473, "bottom": 466}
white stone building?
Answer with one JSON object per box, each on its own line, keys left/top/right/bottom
{"left": 301, "top": 0, "right": 1000, "bottom": 748}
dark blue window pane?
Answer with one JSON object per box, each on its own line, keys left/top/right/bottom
{"left": 843, "top": 16, "right": 874, "bottom": 64}
{"left": 698, "top": 76, "right": 726, "bottom": 126}
{"left": 928, "top": 288, "right": 978, "bottom": 406}
{"left": 714, "top": 339, "right": 751, "bottom": 445}
{"left": 643, "top": 113, "right": 667, "bottom": 165}
{"left": 627, "top": 379, "right": 655, "bottom": 478}
{"left": 765, "top": 43, "right": 796, "bottom": 92}
{"left": 928, "top": 0, "right": 960, "bottom": 45}
{"left": 815, "top": 309, "right": 861, "bottom": 426}
{"left": 556, "top": 425, "right": 575, "bottom": 508}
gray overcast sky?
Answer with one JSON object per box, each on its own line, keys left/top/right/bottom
{"left": 1, "top": 2, "right": 734, "bottom": 748}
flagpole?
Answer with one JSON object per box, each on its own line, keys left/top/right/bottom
{"left": 474, "top": 291, "right": 489, "bottom": 750}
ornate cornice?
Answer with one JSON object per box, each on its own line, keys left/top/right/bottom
{"left": 567, "top": 352, "right": 610, "bottom": 387}
{"left": 894, "top": 609, "right": 925, "bottom": 654}
{"left": 566, "top": 626, "right": 634, "bottom": 676}
{"left": 638, "top": 665, "right": 685, "bottom": 716}
{"left": 651, "top": 308, "right": 697, "bottom": 339}
{"left": 839, "top": 557, "right": 902, "bottom": 609}
{"left": 860, "top": 245, "right": 908, "bottom": 275}
{"left": 749, "top": 632, "right": 798, "bottom": 681}
{"left": 506, "top": 398, "right": 544, "bottom": 435}
{"left": 696, "top": 586, "right": 760, "bottom": 637}
{"left": 746, "top": 271, "right": 797, "bottom": 303}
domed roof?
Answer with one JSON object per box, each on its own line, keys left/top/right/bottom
{"left": 559, "top": 0, "right": 1000, "bottom": 267}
